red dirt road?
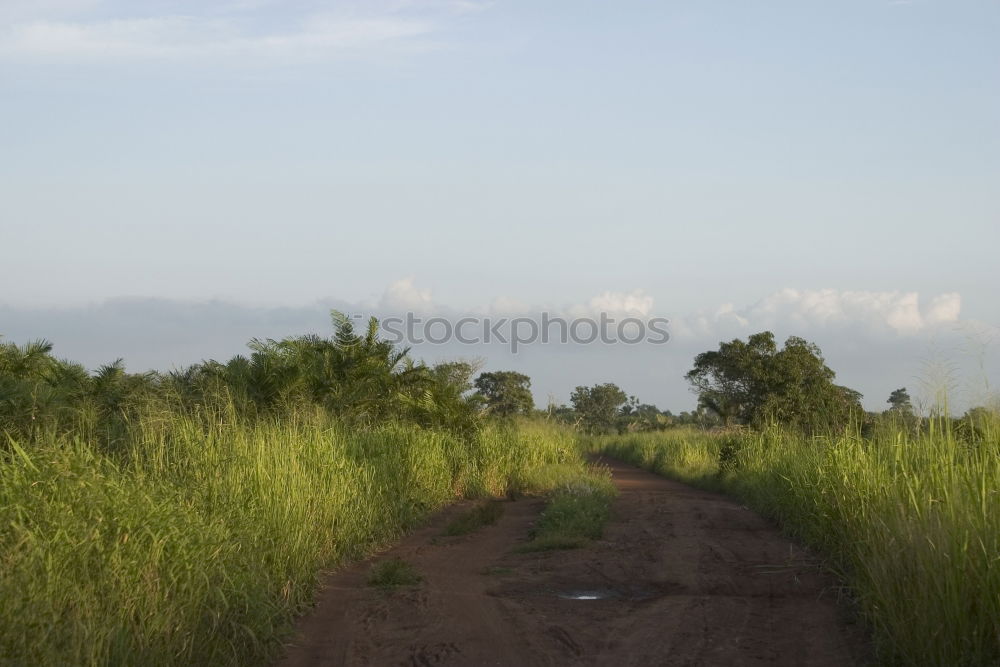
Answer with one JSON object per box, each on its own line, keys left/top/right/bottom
{"left": 277, "top": 458, "right": 869, "bottom": 666}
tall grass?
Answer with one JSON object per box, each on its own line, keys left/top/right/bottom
{"left": 0, "top": 408, "right": 576, "bottom": 665}
{"left": 592, "top": 420, "right": 1000, "bottom": 666}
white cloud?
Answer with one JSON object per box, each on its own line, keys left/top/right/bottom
{"left": 0, "top": 1, "right": 479, "bottom": 63}
{"left": 925, "top": 293, "right": 962, "bottom": 325}
{"left": 380, "top": 277, "right": 434, "bottom": 311}
{"left": 1, "top": 16, "right": 434, "bottom": 62}
{"left": 569, "top": 289, "right": 654, "bottom": 318}
{"left": 370, "top": 283, "right": 963, "bottom": 340}
{"left": 671, "top": 288, "right": 962, "bottom": 338}
{"left": 713, "top": 302, "right": 749, "bottom": 327}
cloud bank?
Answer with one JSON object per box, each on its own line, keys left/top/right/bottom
{"left": 372, "top": 281, "right": 965, "bottom": 339}
{"left": 672, "top": 289, "right": 963, "bottom": 339}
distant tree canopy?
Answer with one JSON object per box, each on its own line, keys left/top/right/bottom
{"left": 887, "top": 387, "right": 914, "bottom": 415}
{"left": 0, "top": 312, "right": 484, "bottom": 441}
{"left": 571, "top": 382, "right": 628, "bottom": 433}
{"left": 685, "top": 331, "right": 862, "bottom": 432}
{"left": 473, "top": 371, "right": 534, "bottom": 417}
{"left": 620, "top": 398, "right": 672, "bottom": 431}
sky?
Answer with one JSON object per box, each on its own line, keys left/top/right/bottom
{"left": 1, "top": 1, "right": 998, "bottom": 412}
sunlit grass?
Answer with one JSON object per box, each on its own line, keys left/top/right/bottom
{"left": 0, "top": 410, "right": 576, "bottom": 665}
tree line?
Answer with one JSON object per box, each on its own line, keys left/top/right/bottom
{"left": 1, "top": 313, "right": 487, "bottom": 446}
{"left": 2, "top": 317, "right": 992, "bottom": 444}
{"left": 473, "top": 332, "right": 992, "bottom": 438}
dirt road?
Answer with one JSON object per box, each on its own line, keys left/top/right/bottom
{"left": 277, "top": 458, "right": 869, "bottom": 666}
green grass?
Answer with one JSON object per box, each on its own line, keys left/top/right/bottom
{"left": 443, "top": 500, "right": 505, "bottom": 536}
{"left": 519, "top": 464, "right": 617, "bottom": 552}
{"left": 0, "top": 410, "right": 578, "bottom": 665}
{"left": 367, "top": 558, "right": 422, "bottom": 588}
{"left": 591, "top": 422, "right": 1000, "bottom": 667}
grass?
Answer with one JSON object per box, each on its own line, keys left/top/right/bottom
{"left": 591, "top": 420, "right": 1000, "bottom": 667}
{"left": 0, "top": 409, "right": 578, "bottom": 666}
{"left": 443, "top": 500, "right": 505, "bottom": 536}
{"left": 367, "top": 558, "right": 422, "bottom": 588}
{"left": 518, "top": 464, "right": 617, "bottom": 552}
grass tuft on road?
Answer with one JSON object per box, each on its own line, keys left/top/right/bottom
{"left": 367, "top": 558, "right": 422, "bottom": 589}
{"left": 519, "top": 465, "right": 616, "bottom": 552}
{"left": 443, "top": 500, "right": 505, "bottom": 536}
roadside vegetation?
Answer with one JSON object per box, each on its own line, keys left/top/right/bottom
{"left": 0, "top": 314, "right": 580, "bottom": 665}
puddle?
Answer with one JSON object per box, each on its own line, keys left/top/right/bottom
{"left": 553, "top": 583, "right": 677, "bottom": 601}
{"left": 557, "top": 589, "right": 618, "bottom": 601}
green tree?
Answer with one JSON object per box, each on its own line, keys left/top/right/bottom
{"left": 887, "top": 388, "right": 914, "bottom": 415}
{"left": 685, "top": 331, "right": 862, "bottom": 432}
{"left": 620, "top": 398, "right": 671, "bottom": 431}
{"left": 473, "top": 371, "right": 534, "bottom": 417}
{"left": 2, "top": 311, "right": 489, "bottom": 445}
{"left": 570, "top": 383, "right": 628, "bottom": 433}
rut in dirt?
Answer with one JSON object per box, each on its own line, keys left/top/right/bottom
{"left": 278, "top": 457, "right": 870, "bottom": 667}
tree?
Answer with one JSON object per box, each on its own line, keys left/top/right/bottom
{"left": 431, "top": 361, "right": 479, "bottom": 394}
{"left": 685, "top": 331, "right": 862, "bottom": 432}
{"left": 571, "top": 383, "right": 628, "bottom": 433}
{"left": 473, "top": 371, "right": 534, "bottom": 417}
{"left": 887, "top": 388, "right": 913, "bottom": 415}
{"left": 620, "top": 398, "right": 671, "bottom": 431}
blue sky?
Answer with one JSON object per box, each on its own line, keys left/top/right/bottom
{"left": 1, "top": 1, "right": 998, "bottom": 411}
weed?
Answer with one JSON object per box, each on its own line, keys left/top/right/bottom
{"left": 519, "top": 468, "right": 616, "bottom": 552}
{"left": 367, "top": 558, "right": 422, "bottom": 589}
{"left": 443, "top": 500, "right": 505, "bottom": 536}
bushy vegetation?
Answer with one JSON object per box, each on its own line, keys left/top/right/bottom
{"left": 545, "top": 332, "right": 990, "bottom": 438}
{"left": 0, "top": 315, "right": 581, "bottom": 665}
{"left": 473, "top": 371, "right": 534, "bottom": 417}
{"left": 543, "top": 331, "right": 866, "bottom": 434}
{"left": 0, "top": 312, "right": 484, "bottom": 445}
{"left": 591, "top": 416, "right": 1000, "bottom": 667}
{"left": 685, "top": 331, "right": 862, "bottom": 431}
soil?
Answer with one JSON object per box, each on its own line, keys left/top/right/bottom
{"left": 277, "top": 457, "right": 871, "bottom": 666}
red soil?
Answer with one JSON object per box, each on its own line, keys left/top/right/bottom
{"left": 277, "top": 457, "right": 870, "bottom": 666}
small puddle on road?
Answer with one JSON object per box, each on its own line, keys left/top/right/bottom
{"left": 554, "top": 584, "right": 670, "bottom": 601}
{"left": 556, "top": 589, "right": 618, "bottom": 601}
